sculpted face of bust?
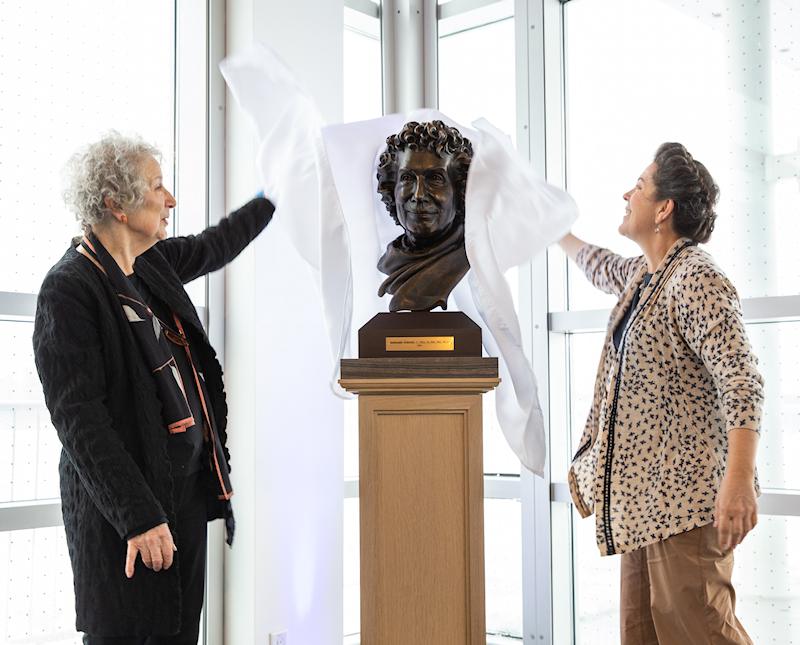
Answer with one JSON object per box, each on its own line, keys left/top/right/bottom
{"left": 376, "top": 120, "right": 473, "bottom": 311}
{"left": 394, "top": 149, "right": 457, "bottom": 246}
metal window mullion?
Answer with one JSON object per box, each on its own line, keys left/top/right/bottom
{"left": 513, "top": 3, "right": 536, "bottom": 643}
{"left": 380, "top": 0, "right": 435, "bottom": 113}
{"left": 174, "top": 0, "right": 222, "bottom": 642}
{"left": 0, "top": 291, "right": 37, "bottom": 319}
{"left": 549, "top": 294, "right": 800, "bottom": 333}
{"left": 550, "top": 482, "right": 800, "bottom": 517}
{"left": 380, "top": 0, "right": 398, "bottom": 113}
{"left": 204, "top": 1, "right": 226, "bottom": 644}
{"left": 518, "top": 0, "right": 558, "bottom": 643}
{"left": 423, "top": 0, "right": 439, "bottom": 108}
{"left": 0, "top": 500, "right": 63, "bottom": 531}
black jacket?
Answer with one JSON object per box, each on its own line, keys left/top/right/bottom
{"left": 32, "top": 197, "right": 274, "bottom": 636}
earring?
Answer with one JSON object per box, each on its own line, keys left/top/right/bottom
{"left": 655, "top": 225, "right": 660, "bottom": 233}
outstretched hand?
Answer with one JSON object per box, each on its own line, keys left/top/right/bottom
{"left": 125, "top": 522, "right": 176, "bottom": 578}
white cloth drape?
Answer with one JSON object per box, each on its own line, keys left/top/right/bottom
{"left": 221, "top": 44, "right": 578, "bottom": 476}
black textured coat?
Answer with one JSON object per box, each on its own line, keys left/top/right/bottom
{"left": 32, "top": 198, "right": 274, "bottom": 636}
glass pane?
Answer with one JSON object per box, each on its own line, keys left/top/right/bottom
{"left": 343, "top": 497, "right": 360, "bottom": 640}
{"left": 564, "top": 322, "right": 798, "bottom": 490}
{"left": 572, "top": 511, "right": 800, "bottom": 645}
{"left": 548, "top": 332, "right": 570, "bottom": 478}
{"left": 572, "top": 506, "right": 619, "bottom": 644}
{"left": 485, "top": 499, "right": 522, "bottom": 639}
{"left": 564, "top": 0, "right": 800, "bottom": 308}
{"left": 0, "top": 321, "right": 60, "bottom": 503}
{"left": 343, "top": 399, "right": 359, "bottom": 480}
{"left": 343, "top": 7, "right": 382, "bottom": 122}
{"left": 0, "top": 1, "right": 175, "bottom": 295}
{"left": 567, "top": 332, "right": 605, "bottom": 455}
{"left": 438, "top": 12, "right": 521, "bottom": 475}
{"left": 483, "top": 388, "right": 523, "bottom": 475}
{"left": 438, "top": 13, "right": 516, "bottom": 137}
{"left": 0, "top": 526, "right": 80, "bottom": 644}
{"left": 748, "top": 322, "right": 800, "bottom": 490}
{"left": 551, "top": 502, "right": 574, "bottom": 645}
{"left": 734, "top": 514, "right": 800, "bottom": 643}
{"left": 565, "top": 324, "right": 798, "bottom": 638}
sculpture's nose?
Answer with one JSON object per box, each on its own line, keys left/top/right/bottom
{"left": 413, "top": 176, "right": 426, "bottom": 201}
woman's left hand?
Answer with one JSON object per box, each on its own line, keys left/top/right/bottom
{"left": 714, "top": 470, "right": 758, "bottom": 551}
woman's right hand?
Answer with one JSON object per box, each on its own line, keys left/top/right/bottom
{"left": 125, "top": 522, "right": 176, "bottom": 578}
{"left": 558, "top": 232, "right": 587, "bottom": 263}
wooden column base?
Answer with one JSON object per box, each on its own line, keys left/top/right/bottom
{"left": 341, "top": 358, "right": 499, "bottom": 645}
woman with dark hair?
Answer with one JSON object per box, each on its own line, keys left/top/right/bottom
{"left": 560, "top": 143, "right": 762, "bottom": 644}
{"left": 33, "top": 132, "right": 274, "bottom": 643}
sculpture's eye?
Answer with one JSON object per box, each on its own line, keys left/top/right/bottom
{"left": 400, "top": 172, "right": 415, "bottom": 183}
{"left": 429, "top": 172, "right": 447, "bottom": 184}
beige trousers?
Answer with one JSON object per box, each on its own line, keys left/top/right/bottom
{"left": 619, "top": 523, "right": 752, "bottom": 645}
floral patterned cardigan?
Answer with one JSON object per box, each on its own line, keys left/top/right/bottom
{"left": 568, "top": 238, "right": 764, "bottom": 556}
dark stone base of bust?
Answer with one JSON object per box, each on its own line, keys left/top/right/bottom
{"left": 358, "top": 311, "right": 482, "bottom": 358}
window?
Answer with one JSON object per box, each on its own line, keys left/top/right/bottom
{"left": 339, "top": 1, "right": 798, "bottom": 642}
{"left": 0, "top": 2, "right": 210, "bottom": 642}
{"left": 438, "top": 0, "right": 516, "bottom": 137}
{"left": 551, "top": 1, "right": 800, "bottom": 642}
{"left": 343, "top": 2, "right": 383, "bottom": 122}
{"left": 438, "top": 0, "right": 520, "bottom": 479}
{"left": 341, "top": 1, "right": 524, "bottom": 641}
{"left": 438, "top": 1, "right": 523, "bottom": 641}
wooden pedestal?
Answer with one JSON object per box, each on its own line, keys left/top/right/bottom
{"left": 340, "top": 358, "right": 499, "bottom": 645}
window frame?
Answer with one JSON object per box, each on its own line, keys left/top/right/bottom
{"left": 344, "top": 1, "right": 800, "bottom": 644}
{"left": 545, "top": 0, "right": 800, "bottom": 643}
{"left": 0, "top": 1, "right": 222, "bottom": 642}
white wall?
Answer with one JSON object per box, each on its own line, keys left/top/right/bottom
{"left": 224, "top": 1, "right": 344, "bottom": 644}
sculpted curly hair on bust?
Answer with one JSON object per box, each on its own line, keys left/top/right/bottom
{"left": 376, "top": 120, "right": 473, "bottom": 226}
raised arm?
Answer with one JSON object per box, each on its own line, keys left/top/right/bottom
{"left": 558, "top": 232, "right": 587, "bottom": 264}
{"left": 558, "top": 232, "right": 643, "bottom": 297}
{"left": 152, "top": 196, "right": 275, "bottom": 284}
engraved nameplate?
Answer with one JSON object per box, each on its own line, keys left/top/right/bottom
{"left": 385, "top": 336, "right": 455, "bottom": 352}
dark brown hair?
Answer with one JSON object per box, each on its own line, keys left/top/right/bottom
{"left": 376, "top": 120, "right": 473, "bottom": 226}
{"left": 652, "top": 142, "right": 719, "bottom": 243}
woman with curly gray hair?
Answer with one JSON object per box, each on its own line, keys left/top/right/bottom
{"left": 33, "top": 132, "right": 275, "bottom": 643}
{"left": 559, "top": 143, "right": 762, "bottom": 644}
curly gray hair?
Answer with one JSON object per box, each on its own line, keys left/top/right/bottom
{"left": 63, "top": 132, "right": 162, "bottom": 233}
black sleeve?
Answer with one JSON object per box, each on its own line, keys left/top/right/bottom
{"left": 153, "top": 197, "right": 275, "bottom": 284}
{"left": 33, "top": 272, "right": 167, "bottom": 540}
{"left": 124, "top": 516, "right": 169, "bottom": 541}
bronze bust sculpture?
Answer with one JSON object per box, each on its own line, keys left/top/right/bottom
{"left": 376, "top": 120, "right": 473, "bottom": 312}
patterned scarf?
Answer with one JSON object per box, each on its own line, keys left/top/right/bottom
{"left": 79, "top": 234, "right": 195, "bottom": 434}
